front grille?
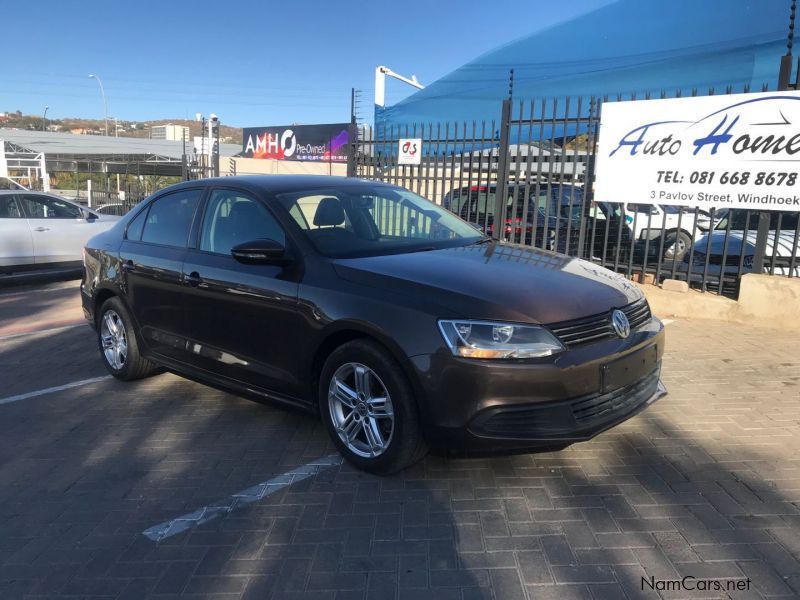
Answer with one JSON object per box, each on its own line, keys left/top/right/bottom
{"left": 692, "top": 252, "right": 748, "bottom": 267}
{"left": 548, "top": 298, "right": 651, "bottom": 347}
{"left": 473, "top": 366, "right": 661, "bottom": 439}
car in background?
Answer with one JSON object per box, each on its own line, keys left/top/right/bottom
{"left": 94, "top": 203, "right": 130, "bottom": 217}
{"left": 622, "top": 203, "right": 714, "bottom": 260}
{"left": 443, "top": 183, "right": 633, "bottom": 258}
{"left": 684, "top": 210, "right": 800, "bottom": 277}
{"left": 0, "top": 191, "right": 121, "bottom": 273}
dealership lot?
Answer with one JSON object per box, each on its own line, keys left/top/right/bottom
{"left": 0, "top": 282, "right": 799, "bottom": 599}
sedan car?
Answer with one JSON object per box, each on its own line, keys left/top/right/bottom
{"left": 82, "top": 176, "right": 666, "bottom": 473}
{"left": 680, "top": 209, "right": 800, "bottom": 294}
{"left": 0, "top": 190, "right": 121, "bottom": 273}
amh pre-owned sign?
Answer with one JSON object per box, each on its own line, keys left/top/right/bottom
{"left": 242, "top": 123, "right": 350, "bottom": 162}
{"left": 595, "top": 91, "right": 800, "bottom": 211}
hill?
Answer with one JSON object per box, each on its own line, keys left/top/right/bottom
{"left": 0, "top": 111, "right": 242, "bottom": 144}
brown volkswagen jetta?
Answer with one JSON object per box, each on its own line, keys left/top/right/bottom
{"left": 82, "top": 176, "right": 666, "bottom": 473}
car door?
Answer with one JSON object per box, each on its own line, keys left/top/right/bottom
{"left": 119, "top": 187, "right": 204, "bottom": 363}
{"left": 182, "top": 187, "right": 303, "bottom": 399}
{"left": 0, "top": 195, "right": 34, "bottom": 268}
{"left": 17, "top": 193, "right": 95, "bottom": 264}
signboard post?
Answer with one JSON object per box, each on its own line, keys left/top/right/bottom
{"left": 595, "top": 91, "right": 800, "bottom": 212}
{"left": 397, "top": 138, "right": 422, "bottom": 165}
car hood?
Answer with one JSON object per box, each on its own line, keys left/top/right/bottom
{"left": 333, "top": 241, "right": 642, "bottom": 324}
{"left": 694, "top": 231, "right": 798, "bottom": 257}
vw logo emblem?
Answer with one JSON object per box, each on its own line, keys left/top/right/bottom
{"left": 611, "top": 309, "right": 630, "bottom": 339}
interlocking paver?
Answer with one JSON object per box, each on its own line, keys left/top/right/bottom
{"left": 2, "top": 284, "right": 800, "bottom": 599}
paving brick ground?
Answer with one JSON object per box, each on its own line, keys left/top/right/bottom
{"left": 0, "top": 282, "right": 799, "bottom": 599}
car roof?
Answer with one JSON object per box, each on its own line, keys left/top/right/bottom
{"left": 166, "top": 175, "right": 396, "bottom": 196}
{"left": 0, "top": 189, "right": 58, "bottom": 196}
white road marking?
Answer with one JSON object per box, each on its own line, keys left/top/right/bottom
{"left": 142, "top": 454, "right": 344, "bottom": 542}
{"left": 661, "top": 319, "right": 675, "bottom": 325}
{"left": 0, "top": 375, "right": 112, "bottom": 406}
{"left": 0, "top": 323, "right": 84, "bottom": 341}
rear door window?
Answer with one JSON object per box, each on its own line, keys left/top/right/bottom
{"left": 0, "top": 196, "right": 23, "bottom": 218}
{"left": 140, "top": 189, "right": 202, "bottom": 248}
{"left": 126, "top": 207, "right": 149, "bottom": 241}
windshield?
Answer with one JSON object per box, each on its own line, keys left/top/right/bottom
{"left": 714, "top": 210, "right": 799, "bottom": 231}
{"left": 277, "top": 185, "right": 484, "bottom": 258}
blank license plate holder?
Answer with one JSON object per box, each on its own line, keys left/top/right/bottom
{"left": 601, "top": 345, "right": 658, "bottom": 393}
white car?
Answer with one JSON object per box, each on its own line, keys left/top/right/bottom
{"left": 688, "top": 210, "right": 800, "bottom": 276}
{"left": 0, "top": 191, "right": 121, "bottom": 273}
{"left": 623, "top": 203, "right": 714, "bottom": 259}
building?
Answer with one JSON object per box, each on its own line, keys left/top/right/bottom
{"left": 150, "top": 124, "right": 190, "bottom": 142}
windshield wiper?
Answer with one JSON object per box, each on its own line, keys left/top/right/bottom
{"left": 473, "top": 237, "right": 493, "bottom": 245}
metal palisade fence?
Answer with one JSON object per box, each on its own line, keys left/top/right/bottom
{"left": 352, "top": 85, "right": 800, "bottom": 298}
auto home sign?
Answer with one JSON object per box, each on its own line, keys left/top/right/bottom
{"left": 595, "top": 91, "right": 800, "bottom": 212}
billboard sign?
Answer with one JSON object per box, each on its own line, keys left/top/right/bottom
{"left": 242, "top": 123, "right": 350, "bottom": 162}
{"left": 595, "top": 91, "right": 800, "bottom": 211}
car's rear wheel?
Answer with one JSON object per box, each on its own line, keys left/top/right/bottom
{"left": 97, "top": 297, "right": 158, "bottom": 381}
{"left": 319, "top": 340, "right": 427, "bottom": 474}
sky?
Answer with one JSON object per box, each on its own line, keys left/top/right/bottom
{"left": 1, "top": 0, "right": 614, "bottom": 128}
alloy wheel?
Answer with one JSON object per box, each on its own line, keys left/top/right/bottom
{"left": 328, "top": 362, "right": 394, "bottom": 458}
{"left": 100, "top": 309, "right": 128, "bottom": 370}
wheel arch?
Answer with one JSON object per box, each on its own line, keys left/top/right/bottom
{"left": 93, "top": 287, "right": 118, "bottom": 325}
{"left": 310, "top": 322, "right": 427, "bottom": 417}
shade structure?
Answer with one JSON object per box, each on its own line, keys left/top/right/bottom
{"left": 376, "top": 0, "right": 789, "bottom": 140}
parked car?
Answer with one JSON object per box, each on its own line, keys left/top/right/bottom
{"left": 681, "top": 210, "right": 800, "bottom": 285}
{"left": 94, "top": 203, "right": 129, "bottom": 217}
{"left": 622, "top": 203, "right": 714, "bottom": 260}
{"left": 443, "top": 183, "right": 633, "bottom": 258}
{"left": 0, "top": 191, "right": 121, "bottom": 273}
{"left": 82, "top": 176, "right": 666, "bottom": 473}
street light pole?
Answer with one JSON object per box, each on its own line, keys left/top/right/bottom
{"left": 89, "top": 74, "right": 109, "bottom": 136}
{"left": 42, "top": 106, "right": 49, "bottom": 131}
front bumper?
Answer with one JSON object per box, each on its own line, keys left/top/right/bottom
{"left": 409, "top": 319, "right": 666, "bottom": 453}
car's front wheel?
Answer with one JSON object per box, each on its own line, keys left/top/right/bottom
{"left": 319, "top": 340, "right": 428, "bottom": 474}
{"left": 663, "top": 230, "right": 692, "bottom": 261}
{"left": 97, "top": 297, "right": 158, "bottom": 381}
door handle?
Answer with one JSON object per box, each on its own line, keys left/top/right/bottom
{"left": 33, "top": 226, "right": 50, "bottom": 232}
{"left": 121, "top": 260, "right": 135, "bottom": 273}
{"left": 185, "top": 271, "right": 202, "bottom": 287}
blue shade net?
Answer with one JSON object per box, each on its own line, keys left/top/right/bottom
{"left": 375, "top": 0, "right": 787, "bottom": 145}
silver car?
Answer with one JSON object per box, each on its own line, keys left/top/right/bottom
{"left": 0, "top": 191, "right": 121, "bottom": 272}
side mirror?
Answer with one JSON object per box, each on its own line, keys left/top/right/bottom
{"left": 231, "top": 238, "right": 290, "bottom": 265}
{"left": 83, "top": 209, "right": 98, "bottom": 221}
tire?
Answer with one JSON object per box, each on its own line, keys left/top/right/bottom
{"left": 319, "top": 339, "right": 428, "bottom": 474}
{"left": 96, "top": 296, "right": 158, "bottom": 381}
{"left": 663, "top": 230, "right": 692, "bottom": 261}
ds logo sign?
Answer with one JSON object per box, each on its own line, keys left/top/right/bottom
{"left": 398, "top": 138, "right": 422, "bottom": 165}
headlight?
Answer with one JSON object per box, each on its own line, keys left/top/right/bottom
{"left": 438, "top": 320, "right": 565, "bottom": 359}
